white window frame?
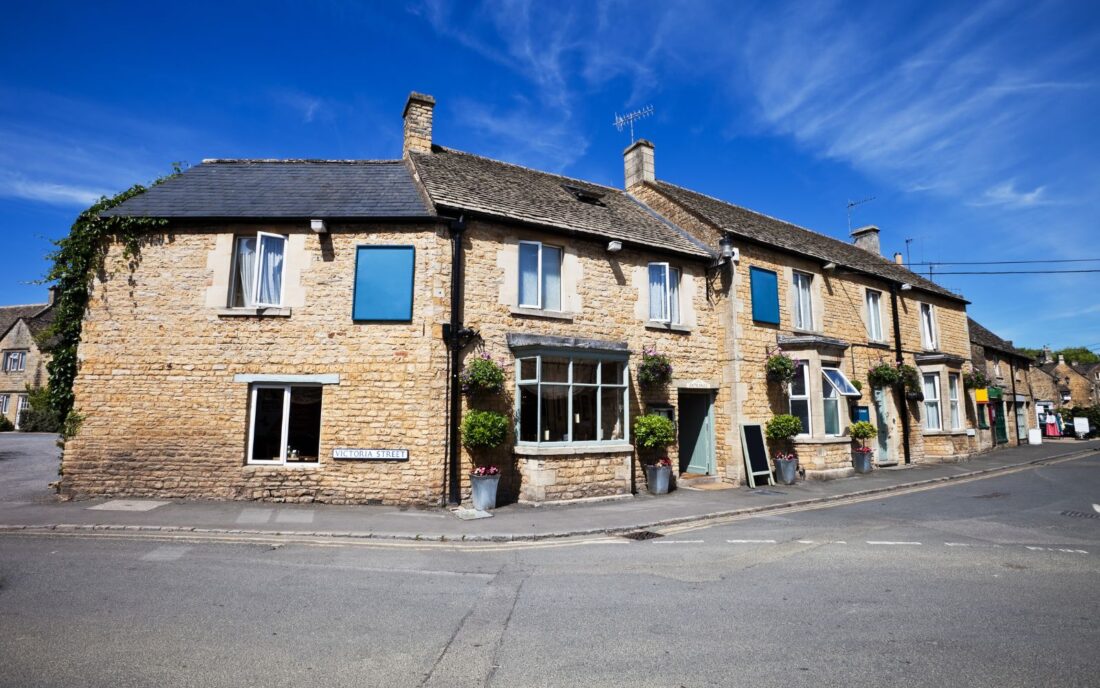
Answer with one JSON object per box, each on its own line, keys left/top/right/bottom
{"left": 0, "top": 394, "right": 9, "bottom": 414}
{"left": 992, "top": 357, "right": 1002, "bottom": 378}
{"left": 517, "top": 241, "right": 562, "bottom": 311}
{"left": 648, "top": 262, "right": 682, "bottom": 324}
{"left": 792, "top": 272, "right": 814, "bottom": 330}
{"left": 514, "top": 352, "right": 630, "bottom": 446}
{"left": 948, "top": 373, "right": 961, "bottom": 430}
{"left": 246, "top": 384, "right": 321, "bottom": 466}
{"left": 3, "top": 350, "right": 27, "bottom": 372}
{"left": 788, "top": 360, "right": 812, "bottom": 436}
{"left": 919, "top": 303, "right": 938, "bottom": 350}
{"left": 15, "top": 394, "right": 29, "bottom": 430}
{"left": 865, "top": 289, "right": 884, "bottom": 342}
{"left": 229, "top": 231, "right": 288, "bottom": 309}
{"left": 923, "top": 373, "right": 942, "bottom": 431}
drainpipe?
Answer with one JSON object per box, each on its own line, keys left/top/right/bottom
{"left": 444, "top": 216, "right": 467, "bottom": 506}
{"left": 889, "top": 285, "right": 912, "bottom": 464}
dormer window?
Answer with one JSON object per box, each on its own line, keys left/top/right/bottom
{"left": 561, "top": 183, "right": 606, "bottom": 206}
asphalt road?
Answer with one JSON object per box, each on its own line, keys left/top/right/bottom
{"left": 1, "top": 454, "right": 1098, "bottom": 687}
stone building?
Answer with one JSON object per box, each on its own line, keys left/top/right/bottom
{"left": 627, "top": 140, "right": 975, "bottom": 476}
{"left": 1034, "top": 354, "right": 1096, "bottom": 409}
{"left": 60, "top": 91, "right": 980, "bottom": 505}
{"left": 968, "top": 318, "right": 1034, "bottom": 449}
{"left": 0, "top": 300, "right": 55, "bottom": 429}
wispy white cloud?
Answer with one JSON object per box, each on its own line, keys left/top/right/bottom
{"left": 0, "top": 176, "right": 106, "bottom": 206}
{"left": 971, "top": 181, "right": 1048, "bottom": 208}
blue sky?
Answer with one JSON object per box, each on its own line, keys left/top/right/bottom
{"left": 2, "top": 0, "right": 1098, "bottom": 350}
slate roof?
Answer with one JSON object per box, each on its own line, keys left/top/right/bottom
{"left": 0, "top": 304, "right": 48, "bottom": 342}
{"left": 24, "top": 305, "right": 58, "bottom": 351}
{"left": 102, "top": 160, "right": 434, "bottom": 219}
{"left": 410, "top": 147, "right": 712, "bottom": 259}
{"left": 968, "top": 318, "right": 1028, "bottom": 359}
{"left": 648, "top": 181, "right": 966, "bottom": 302}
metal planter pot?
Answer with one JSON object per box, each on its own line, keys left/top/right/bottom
{"left": 645, "top": 465, "right": 671, "bottom": 495}
{"left": 775, "top": 458, "right": 798, "bottom": 485}
{"left": 852, "top": 451, "right": 874, "bottom": 474}
{"left": 470, "top": 474, "right": 500, "bottom": 511}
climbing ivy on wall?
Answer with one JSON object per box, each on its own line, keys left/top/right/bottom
{"left": 43, "top": 173, "right": 177, "bottom": 435}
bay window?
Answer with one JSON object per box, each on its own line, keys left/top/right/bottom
{"left": 865, "top": 290, "right": 883, "bottom": 341}
{"left": 230, "top": 232, "right": 287, "bottom": 308}
{"left": 247, "top": 384, "right": 323, "bottom": 465}
{"left": 948, "top": 374, "right": 962, "bottom": 429}
{"left": 789, "top": 360, "right": 811, "bottom": 435}
{"left": 516, "top": 353, "right": 628, "bottom": 445}
{"left": 920, "top": 303, "right": 938, "bottom": 350}
{"left": 648, "top": 263, "right": 681, "bottom": 323}
{"left": 518, "top": 241, "right": 562, "bottom": 311}
{"left": 923, "top": 374, "right": 941, "bottom": 430}
{"left": 793, "top": 272, "right": 813, "bottom": 330}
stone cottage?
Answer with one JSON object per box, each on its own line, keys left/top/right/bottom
{"left": 968, "top": 318, "right": 1035, "bottom": 449}
{"left": 60, "top": 91, "right": 979, "bottom": 505}
{"left": 0, "top": 299, "right": 55, "bottom": 429}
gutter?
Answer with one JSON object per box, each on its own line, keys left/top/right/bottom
{"left": 889, "top": 284, "right": 912, "bottom": 465}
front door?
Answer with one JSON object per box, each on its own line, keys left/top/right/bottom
{"left": 994, "top": 402, "right": 1008, "bottom": 444}
{"left": 678, "top": 391, "right": 715, "bottom": 475}
{"left": 873, "top": 388, "right": 893, "bottom": 465}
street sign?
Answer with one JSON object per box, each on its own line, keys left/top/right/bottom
{"left": 332, "top": 448, "right": 409, "bottom": 461}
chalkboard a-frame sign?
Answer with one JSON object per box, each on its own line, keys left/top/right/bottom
{"left": 740, "top": 424, "right": 774, "bottom": 489}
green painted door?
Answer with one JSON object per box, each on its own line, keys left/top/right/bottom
{"left": 994, "top": 402, "right": 1008, "bottom": 444}
{"left": 678, "top": 392, "right": 715, "bottom": 474}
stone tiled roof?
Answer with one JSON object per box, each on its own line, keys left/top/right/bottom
{"left": 648, "top": 181, "right": 966, "bottom": 302}
{"left": 24, "top": 305, "right": 58, "bottom": 351}
{"left": 410, "top": 147, "right": 712, "bottom": 259}
{"left": 968, "top": 318, "right": 1029, "bottom": 359}
{"left": 102, "top": 160, "right": 435, "bottom": 219}
{"left": 0, "top": 304, "right": 47, "bottom": 342}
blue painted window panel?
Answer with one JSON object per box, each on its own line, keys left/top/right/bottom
{"left": 750, "top": 267, "right": 780, "bottom": 324}
{"left": 353, "top": 246, "right": 415, "bottom": 321}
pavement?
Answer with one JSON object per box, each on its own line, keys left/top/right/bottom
{"left": 1, "top": 432, "right": 1098, "bottom": 542}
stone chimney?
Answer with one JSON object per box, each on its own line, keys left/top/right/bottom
{"left": 47, "top": 286, "right": 57, "bottom": 306}
{"left": 624, "top": 139, "right": 655, "bottom": 189}
{"left": 402, "top": 92, "right": 435, "bottom": 156}
{"left": 851, "top": 225, "right": 881, "bottom": 256}
{"left": 893, "top": 252, "right": 904, "bottom": 265}
{"left": 1058, "top": 353, "right": 1066, "bottom": 365}
{"left": 1041, "top": 345, "right": 1052, "bottom": 364}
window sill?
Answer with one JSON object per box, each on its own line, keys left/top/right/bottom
{"left": 244, "top": 461, "right": 321, "bottom": 469}
{"left": 514, "top": 443, "right": 634, "bottom": 456}
{"left": 510, "top": 306, "right": 575, "bottom": 322}
{"left": 791, "top": 327, "right": 825, "bottom": 336}
{"left": 921, "top": 430, "right": 968, "bottom": 437}
{"left": 218, "top": 307, "right": 292, "bottom": 318}
{"left": 866, "top": 340, "right": 891, "bottom": 349}
{"left": 645, "top": 320, "right": 692, "bottom": 334}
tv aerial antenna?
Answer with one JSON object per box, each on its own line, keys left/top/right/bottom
{"left": 613, "top": 105, "right": 654, "bottom": 143}
{"left": 846, "top": 196, "right": 875, "bottom": 233}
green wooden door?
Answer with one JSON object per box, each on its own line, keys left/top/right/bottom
{"left": 678, "top": 392, "right": 715, "bottom": 475}
{"left": 994, "top": 402, "right": 1008, "bottom": 444}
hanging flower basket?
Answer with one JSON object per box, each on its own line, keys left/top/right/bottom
{"left": 868, "top": 362, "right": 900, "bottom": 388}
{"left": 897, "top": 364, "right": 922, "bottom": 398}
{"left": 963, "top": 369, "right": 989, "bottom": 389}
{"left": 765, "top": 351, "right": 796, "bottom": 384}
{"left": 637, "top": 347, "right": 673, "bottom": 389}
{"left": 460, "top": 352, "right": 506, "bottom": 397}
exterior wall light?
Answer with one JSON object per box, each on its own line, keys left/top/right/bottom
{"left": 607, "top": 240, "right": 623, "bottom": 253}
{"left": 900, "top": 283, "right": 913, "bottom": 291}
{"left": 310, "top": 218, "right": 327, "bottom": 233}
{"left": 718, "top": 234, "right": 738, "bottom": 263}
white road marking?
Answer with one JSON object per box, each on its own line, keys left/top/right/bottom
{"left": 796, "top": 540, "right": 815, "bottom": 544}
{"left": 140, "top": 545, "right": 190, "bottom": 562}
{"left": 726, "top": 539, "right": 777, "bottom": 544}
{"left": 1093, "top": 503, "right": 1099, "bottom": 514}
{"left": 945, "top": 542, "right": 971, "bottom": 547}
{"left": 1026, "top": 546, "right": 1088, "bottom": 554}
{"left": 867, "top": 541, "right": 922, "bottom": 546}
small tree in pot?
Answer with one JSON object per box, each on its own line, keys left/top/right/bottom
{"left": 765, "top": 413, "right": 802, "bottom": 485}
{"left": 849, "top": 421, "right": 877, "bottom": 474}
{"left": 461, "top": 410, "right": 510, "bottom": 510}
{"left": 633, "top": 413, "right": 676, "bottom": 494}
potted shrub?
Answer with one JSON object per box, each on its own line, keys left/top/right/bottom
{"left": 897, "top": 364, "right": 923, "bottom": 401}
{"left": 637, "top": 346, "right": 673, "bottom": 389}
{"left": 765, "top": 413, "right": 802, "bottom": 485}
{"left": 765, "top": 349, "right": 796, "bottom": 384}
{"left": 868, "top": 362, "right": 900, "bottom": 388}
{"left": 461, "top": 409, "right": 509, "bottom": 510}
{"left": 460, "top": 351, "right": 505, "bottom": 397}
{"left": 633, "top": 413, "right": 676, "bottom": 494}
{"left": 849, "top": 421, "right": 877, "bottom": 474}
{"left": 0, "top": 415, "right": 13, "bottom": 432}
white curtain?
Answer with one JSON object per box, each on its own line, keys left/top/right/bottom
{"left": 257, "top": 235, "right": 286, "bottom": 306}
{"left": 233, "top": 237, "right": 257, "bottom": 307}
{"left": 542, "top": 246, "right": 562, "bottom": 311}
{"left": 648, "top": 263, "right": 667, "bottom": 321}
{"left": 518, "top": 243, "right": 539, "bottom": 307}
{"left": 669, "top": 268, "right": 680, "bottom": 324}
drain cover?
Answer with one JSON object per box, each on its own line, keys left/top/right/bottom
{"left": 1061, "top": 510, "right": 1099, "bottom": 520}
{"left": 621, "top": 530, "right": 664, "bottom": 541}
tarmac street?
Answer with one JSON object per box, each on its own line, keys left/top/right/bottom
{"left": 0, "top": 435, "right": 1098, "bottom": 686}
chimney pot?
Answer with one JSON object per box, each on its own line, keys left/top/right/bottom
{"left": 623, "top": 139, "right": 655, "bottom": 188}
{"left": 402, "top": 92, "right": 435, "bottom": 156}
{"left": 1058, "top": 353, "right": 1066, "bottom": 365}
{"left": 851, "top": 225, "right": 881, "bottom": 256}
{"left": 893, "top": 252, "right": 904, "bottom": 265}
